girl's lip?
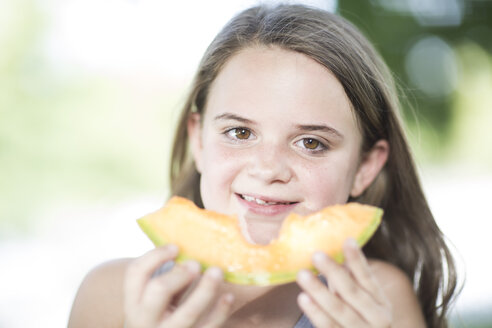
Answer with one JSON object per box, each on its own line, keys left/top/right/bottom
{"left": 235, "top": 193, "right": 299, "bottom": 216}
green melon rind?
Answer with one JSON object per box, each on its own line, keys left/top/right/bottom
{"left": 331, "top": 207, "right": 383, "bottom": 264}
{"left": 137, "top": 218, "right": 167, "bottom": 246}
{"left": 137, "top": 207, "right": 383, "bottom": 286}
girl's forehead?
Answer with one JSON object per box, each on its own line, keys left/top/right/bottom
{"left": 208, "top": 46, "right": 347, "bottom": 102}
{"left": 203, "top": 46, "right": 360, "bottom": 140}
{"left": 219, "top": 45, "right": 334, "bottom": 79}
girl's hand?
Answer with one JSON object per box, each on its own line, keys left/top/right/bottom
{"left": 297, "top": 239, "right": 392, "bottom": 327}
{"left": 124, "top": 245, "right": 234, "bottom": 328}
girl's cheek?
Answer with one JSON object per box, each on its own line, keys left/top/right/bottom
{"left": 202, "top": 144, "right": 246, "bottom": 184}
{"left": 204, "top": 137, "right": 243, "bottom": 159}
{"left": 297, "top": 162, "right": 355, "bottom": 207}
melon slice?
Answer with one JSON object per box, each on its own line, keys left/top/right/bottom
{"left": 137, "top": 196, "right": 382, "bottom": 285}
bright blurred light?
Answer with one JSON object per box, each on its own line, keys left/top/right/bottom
{"left": 409, "top": 0, "right": 464, "bottom": 26}
{"left": 44, "top": 0, "right": 246, "bottom": 78}
{"left": 43, "top": 0, "right": 337, "bottom": 78}
{"left": 405, "top": 35, "right": 459, "bottom": 97}
{"left": 374, "top": 0, "right": 464, "bottom": 26}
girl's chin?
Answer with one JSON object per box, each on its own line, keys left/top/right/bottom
{"left": 238, "top": 215, "right": 283, "bottom": 245}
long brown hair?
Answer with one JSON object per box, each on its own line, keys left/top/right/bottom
{"left": 169, "top": 4, "right": 457, "bottom": 327}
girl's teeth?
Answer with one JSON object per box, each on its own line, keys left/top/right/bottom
{"left": 255, "top": 198, "right": 268, "bottom": 205}
{"left": 243, "top": 195, "right": 256, "bottom": 202}
{"left": 242, "top": 195, "right": 281, "bottom": 205}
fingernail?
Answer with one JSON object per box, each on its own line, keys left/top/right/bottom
{"left": 346, "top": 238, "right": 359, "bottom": 249}
{"left": 223, "top": 293, "right": 234, "bottom": 304}
{"left": 297, "top": 270, "right": 311, "bottom": 283}
{"left": 298, "top": 292, "right": 311, "bottom": 305}
{"left": 166, "top": 244, "right": 179, "bottom": 254}
{"left": 206, "top": 267, "right": 223, "bottom": 280}
{"left": 313, "top": 251, "right": 327, "bottom": 264}
{"left": 183, "top": 261, "right": 201, "bottom": 274}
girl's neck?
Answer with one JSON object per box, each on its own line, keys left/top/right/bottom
{"left": 220, "top": 282, "right": 302, "bottom": 327}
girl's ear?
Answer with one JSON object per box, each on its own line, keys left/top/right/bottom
{"left": 187, "top": 113, "right": 203, "bottom": 173}
{"left": 350, "top": 140, "right": 389, "bottom": 198}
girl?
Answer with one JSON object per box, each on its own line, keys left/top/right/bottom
{"left": 68, "top": 4, "right": 458, "bottom": 327}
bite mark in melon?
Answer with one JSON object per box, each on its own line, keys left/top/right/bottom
{"left": 137, "top": 196, "right": 383, "bottom": 285}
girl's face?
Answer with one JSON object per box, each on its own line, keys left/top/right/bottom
{"left": 189, "top": 46, "right": 387, "bottom": 244}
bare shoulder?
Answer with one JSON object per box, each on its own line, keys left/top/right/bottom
{"left": 368, "top": 259, "right": 426, "bottom": 327}
{"left": 68, "top": 258, "right": 132, "bottom": 328}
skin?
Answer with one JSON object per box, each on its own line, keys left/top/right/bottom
{"left": 190, "top": 46, "right": 388, "bottom": 245}
{"left": 68, "top": 47, "right": 426, "bottom": 327}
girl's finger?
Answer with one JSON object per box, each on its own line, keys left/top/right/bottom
{"left": 201, "top": 293, "right": 235, "bottom": 328}
{"left": 161, "top": 267, "right": 224, "bottom": 328}
{"left": 297, "top": 292, "right": 340, "bottom": 328}
{"left": 342, "top": 238, "right": 387, "bottom": 304}
{"left": 314, "top": 251, "right": 392, "bottom": 326}
{"left": 124, "top": 245, "right": 179, "bottom": 310}
{"left": 297, "top": 269, "right": 365, "bottom": 327}
{"left": 140, "top": 260, "right": 201, "bottom": 322}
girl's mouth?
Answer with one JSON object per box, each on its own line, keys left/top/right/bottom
{"left": 240, "top": 194, "right": 296, "bottom": 206}
{"left": 236, "top": 193, "right": 299, "bottom": 216}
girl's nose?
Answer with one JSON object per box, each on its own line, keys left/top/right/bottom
{"left": 247, "top": 143, "right": 294, "bottom": 184}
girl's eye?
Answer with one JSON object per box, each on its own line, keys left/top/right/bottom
{"left": 226, "top": 128, "right": 252, "bottom": 140}
{"left": 303, "top": 138, "right": 320, "bottom": 149}
{"left": 295, "top": 137, "right": 328, "bottom": 153}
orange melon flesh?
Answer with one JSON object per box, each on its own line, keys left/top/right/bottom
{"left": 137, "top": 196, "right": 383, "bottom": 285}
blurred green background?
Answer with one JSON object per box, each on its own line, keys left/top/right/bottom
{"left": 1, "top": 0, "right": 491, "bottom": 327}
{"left": 0, "top": 0, "right": 180, "bottom": 234}
{"left": 339, "top": 0, "right": 492, "bottom": 167}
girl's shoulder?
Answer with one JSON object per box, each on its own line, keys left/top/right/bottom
{"left": 368, "top": 259, "right": 426, "bottom": 326}
{"left": 368, "top": 258, "right": 411, "bottom": 284}
{"left": 368, "top": 258, "right": 416, "bottom": 294}
{"left": 68, "top": 258, "right": 131, "bottom": 328}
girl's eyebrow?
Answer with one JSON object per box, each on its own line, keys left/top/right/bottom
{"left": 214, "top": 113, "right": 343, "bottom": 139}
{"left": 213, "top": 113, "right": 255, "bottom": 124}
{"left": 296, "top": 124, "right": 344, "bottom": 139}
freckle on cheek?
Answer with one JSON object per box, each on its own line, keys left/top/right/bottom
{"left": 219, "top": 149, "right": 237, "bottom": 158}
